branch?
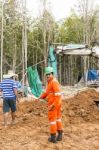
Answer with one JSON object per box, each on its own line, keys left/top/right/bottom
{"left": 15, "top": 61, "right": 23, "bottom": 69}
{"left": 4, "top": 56, "right": 12, "bottom": 68}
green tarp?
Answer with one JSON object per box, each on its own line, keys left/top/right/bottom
{"left": 48, "top": 46, "right": 57, "bottom": 77}
{"left": 27, "top": 67, "right": 42, "bottom": 97}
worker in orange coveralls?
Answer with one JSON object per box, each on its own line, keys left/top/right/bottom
{"left": 38, "top": 66, "right": 63, "bottom": 143}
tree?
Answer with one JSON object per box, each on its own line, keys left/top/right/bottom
{"left": 57, "top": 12, "right": 83, "bottom": 44}
{"left": 77, "top": 0, "right": 99, "bottom": 45}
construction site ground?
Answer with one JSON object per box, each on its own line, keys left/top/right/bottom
{"left": 0, "top": 87, "right": 99, "bottom": 150}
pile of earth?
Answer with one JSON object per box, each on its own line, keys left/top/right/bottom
{"left": 15, "top": 88, "right": 99, "bottom": 125}
{"left": 0, "top": 88, "right": 99, "bottom": 150}
{"left": 62, "top": 88, "right": 99, "bottom": 124}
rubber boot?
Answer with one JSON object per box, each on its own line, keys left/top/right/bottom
{"left": 48, "top": 134, "right": 57, "bottom": 143}
{"left": 56, "top": 130, "right": 63, "bottom": 141}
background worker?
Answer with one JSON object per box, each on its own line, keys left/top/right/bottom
{"left": 0, "top": 70, "right": 18, "bottom": 127}
{"left": 38, "top": 66, "right": 63, "bottom": 143}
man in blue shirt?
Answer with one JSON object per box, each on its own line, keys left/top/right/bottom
{"left": 0, "top": 70, "right": 18, "bottom": 127}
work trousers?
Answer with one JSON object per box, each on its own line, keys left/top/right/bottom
{"left": 48, "top": 104, "right": 63, "bottom": 134}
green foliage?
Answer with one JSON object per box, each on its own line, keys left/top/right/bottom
{"left": 0, "top": 0, "right": 99, "bottom": 81}
{"left": 58, "top": 13, "right": 83, "bottom": 43}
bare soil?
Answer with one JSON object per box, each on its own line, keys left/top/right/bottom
{"left": 0, "top": 88, "right": 99, "bottom": 150}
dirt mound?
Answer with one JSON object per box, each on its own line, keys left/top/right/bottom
{"left": 0, "top": 88, "right": 99, "bottom": 150}
{"left": 17, "top": 88, "right": 99, "bottom": 125}
{"left": 62, "top": 89, "right": 99, "bottom": 125}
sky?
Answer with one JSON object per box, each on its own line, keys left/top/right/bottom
{"left": 26, "top": 0, "right": 99, "bottom": 21}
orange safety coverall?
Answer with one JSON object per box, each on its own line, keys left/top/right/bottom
{"left": 40, "top": 76, "right": 63, "bottom": 134}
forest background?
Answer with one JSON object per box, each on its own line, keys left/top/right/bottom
{"left": 0, "top": 0, "right": 99, "bottom": 86}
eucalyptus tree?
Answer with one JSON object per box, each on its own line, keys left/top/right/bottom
{"left": 27, "top": 13, "right": 56, "bottom": 81}
{"left": 58, "top": 12, "right": 83, "bottom": 44}
{"left": 27, "top": 19, "right": 44, "bottom": 66}
{"left": 77, "top": 0, "right": 99, "bottom": 46}
{"left": 38, "top": 0, "right": 56, "bottom": 66}
{"left": 91, "top": 6, "right": 99, "bottom": 44}
{"left": 0, "top": 0, "right": 23, "bottom": 75}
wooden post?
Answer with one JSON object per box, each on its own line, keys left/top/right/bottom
{"left": 83, "top": 56, "right": 87, "bottom": 86}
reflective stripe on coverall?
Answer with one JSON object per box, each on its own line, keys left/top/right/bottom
{"left": 40, "top": 76, "right": 63, "bottom": 134}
